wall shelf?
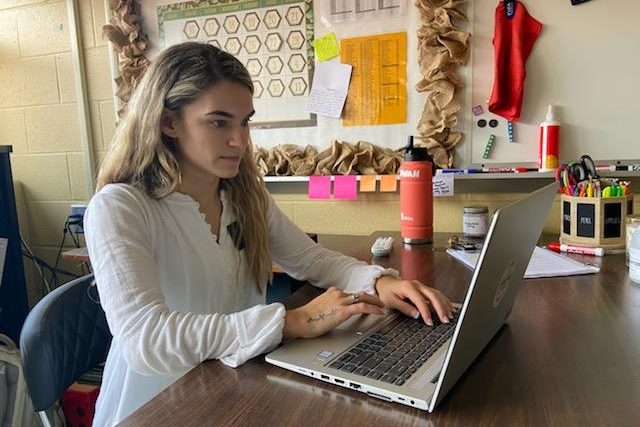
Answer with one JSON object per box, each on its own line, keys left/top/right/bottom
{"left": 263, "top": 171, "right": 640, "bottom": 194}
{"left": 263, "top": 171, "right": 640, "bottom": 183}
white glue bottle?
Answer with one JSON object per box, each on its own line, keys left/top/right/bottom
{"left": 538, "top": 105, "right": 560, "bottom": 172}
{"left": 630, "top": 229, "right": 640, "bottom": 284}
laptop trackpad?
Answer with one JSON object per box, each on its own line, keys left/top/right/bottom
{"left": 268, "top": 314, "right": 387, "bottom": 367}
{"left": 335, "top": 313, "right": 387, "bottom": 333}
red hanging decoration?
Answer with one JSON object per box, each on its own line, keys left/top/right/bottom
{"left": 488, "top": 1, "right": 542, "bottom": 122}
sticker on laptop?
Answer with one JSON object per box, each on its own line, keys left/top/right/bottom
{"left": 493, "top": 260, "right": 516, "bottom": 308}
{"left": 317, "top": 350, "right": 334, "bottom": 359}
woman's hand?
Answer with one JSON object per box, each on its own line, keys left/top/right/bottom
{"left": 374, "top": 276, "right": 454, "bottom": 326}
{"left": 283, "top": 287, "right": 385, "bottom": 339}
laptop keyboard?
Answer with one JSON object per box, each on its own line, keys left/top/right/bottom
{"left": 328, "top": 309, "right": 460, "bottom": 386}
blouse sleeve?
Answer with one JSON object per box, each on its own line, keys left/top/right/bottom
{"left": 84, "top": 186, "right": 285, "bottom": 373}
{"left": 266, "top": 195, "right": 400, "bottom": 295}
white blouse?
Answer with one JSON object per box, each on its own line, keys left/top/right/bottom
{"left": 84, "top": 183, "right": 398, "bottom": 426}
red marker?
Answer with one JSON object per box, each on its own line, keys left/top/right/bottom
{"left": 547, "top": 242, "right": 562, "bottom": 253}
{"left": 482, "top": 167, "right": 516, "bottom": 173}
{"left": 547, "top": 241, "right": 604, "bottom": 256}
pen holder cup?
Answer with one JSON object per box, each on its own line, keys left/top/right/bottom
{"left": 560, "top": 194, "right": 634, "bottom": 249}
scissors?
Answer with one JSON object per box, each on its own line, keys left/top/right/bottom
{"left": 567, "top": 154, "right": 599, "bottom": 182}
{"left": 555, "top": 165, "right": 576, "bottom": 195}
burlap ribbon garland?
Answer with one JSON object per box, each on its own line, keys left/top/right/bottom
{"left": 102, "top": 0, "right": 150, "bottom": 117}
{"left": 415, "top": 0, "right": 470, "bottom": 168}
{"left": 255, "top": 141, "right": 403, "bottom": 176}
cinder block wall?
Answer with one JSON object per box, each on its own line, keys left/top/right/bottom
{"left": 269, "top": 191, "right": 565, "bottom": 236}
{"left": 0, "top": 0, "right": 114, "bottom": 304}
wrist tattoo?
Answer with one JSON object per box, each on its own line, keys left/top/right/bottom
{"left": 307, "top": 307, "right": 338, "bottom": 323}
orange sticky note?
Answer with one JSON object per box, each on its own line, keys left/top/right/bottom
{"left": 334, "top": 175, "right": 357, "bottom": 200}
{"left": 308, "top": 176, "right": 331, "bottom": 199}
{"left": 379, "top": 175, "right": 398, "bottom": 192}
{"left": 359, "top": 175, "right": 376, "bottom": 192}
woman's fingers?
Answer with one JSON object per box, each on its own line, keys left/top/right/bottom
{"left": 402, "top": 285, "right": 435, "bottom": 325}
{"left": 387, "top": 298, "right": 421, "bottom": 320}
{"left": 341, "top": 291, "right": 385, "bottom": 317}
{"left": 378, "top": 279, "right": 454, "bottom": 325}
{"left": 342, "top": 291, "right": 385, "bottom": 308}
{"left": 345, "top": 302, "right": 385, "bottom": 316}
{"left": 417, "top": 284, "right": 453, "bottom": 323}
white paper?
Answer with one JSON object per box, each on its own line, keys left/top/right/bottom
{"left": 320, "top": 0, "right": 408, "bottom": 23}
{"left": 432, "top": 174, "right": 454, "bottom": 197}
{"left": 446, "top": 246, "right": 600, "bottom": 279}
{"left": 306, "top": 62, "right": 352, "bottom": 118}
{"left": 0, "top": 238, "right": 8, "bottom": 286}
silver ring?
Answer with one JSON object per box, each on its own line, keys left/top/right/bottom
{"left": 351, "top": 293, "right": 360, "bottom": 304}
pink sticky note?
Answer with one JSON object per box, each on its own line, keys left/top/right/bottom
{"left": 308, "top": 176, "right": 331, "bottom": 199}
{"left": 333, "top": 175, "right": 357, "bottom": 200}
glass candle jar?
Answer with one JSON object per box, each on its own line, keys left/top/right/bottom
{"left": 463, "top": 206, "right": 490, "bottom": 237}
{"left": 630, "top": 229, "right": 640, "bottom": 284}
{"left": 626, "top": 215, "right": 640, "bottom": 266}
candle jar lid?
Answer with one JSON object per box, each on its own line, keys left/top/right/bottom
{"left": 464, "top": 206, "right": 489, "bottom": 214}
{"left": 627, "top": 214, "right": 640, "bottom": 224}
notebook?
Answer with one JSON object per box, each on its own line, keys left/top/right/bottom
{"left": 446, "top": 246, "right": 600, "bottom": 278}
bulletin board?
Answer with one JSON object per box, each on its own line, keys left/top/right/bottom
{"left": 468, "top": 0, "right": 640, "bottom": 168}
{"left": 156, "top": 0, "right": 316, "bottom": 128}
{"left": 139, "top": 0, "right": 429, "bottom": 153}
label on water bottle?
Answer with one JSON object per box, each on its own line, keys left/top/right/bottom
{"left": 400, "top": 212, "right": 414, "bottom": 222}
{"left": 399, "top": 169, "right": 420, "bottom": 179}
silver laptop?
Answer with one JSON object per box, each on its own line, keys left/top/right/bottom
{"left": 266, "top": 183, "right": 557, "bottom": 411}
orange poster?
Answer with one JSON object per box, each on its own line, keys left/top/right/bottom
{"left": 340, "top": 32, "right": 407, "bottom": 126}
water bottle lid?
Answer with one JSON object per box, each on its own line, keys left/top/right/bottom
{"left": 404, "top": 136, "right": 432, "bottom": 162}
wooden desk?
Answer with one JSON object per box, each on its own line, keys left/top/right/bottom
{"left": 61, "top": 246, "right": 89, "bottom": 263}
{"left": 118, "top": 233, "right": 640, "bottom": 426}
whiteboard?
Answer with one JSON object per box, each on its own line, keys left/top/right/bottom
{"left": 467, "top": 0, "right": 640, "bottom": 168}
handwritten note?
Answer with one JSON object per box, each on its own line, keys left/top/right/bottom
{"left": 307, "top": 62, "right": 352, "bottom": 118}
{"left": 308, "top": 176, "right": 331, "bottom": 199}
{"left": 433, "top": 174, "right": 454, "bottom": 197}
{"left": 312, "top": 32, "right": 340, "bottom": 62}
{"left": 334, "top": 175, "right": 357, "bottom": 200}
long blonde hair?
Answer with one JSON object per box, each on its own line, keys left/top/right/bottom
{"left": 97, "top": 42, "right": 272, "bottom": 290}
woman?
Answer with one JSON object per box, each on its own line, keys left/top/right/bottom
{"left": 85, "top": 42, "right": 453, "bottom": 426}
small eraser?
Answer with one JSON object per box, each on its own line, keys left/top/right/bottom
{"left": 472, "top": 105, "right": 484, "bottom": 116}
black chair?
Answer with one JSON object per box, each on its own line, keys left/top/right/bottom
{"left": 19, "top": 274, "right": 111, "bottom": 427}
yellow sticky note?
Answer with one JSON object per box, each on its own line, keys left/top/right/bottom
{"left": 312, "top": 33, "right": 340, "bottom": 62}
{"left": 359, "top": 175, "right": 377, "bottom": 192}
{"left": 379, "top": 175, "right": 398, "bottom": 192}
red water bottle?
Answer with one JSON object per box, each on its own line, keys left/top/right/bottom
{"left": 399, "top": 136, "right": 434, "bottom": 244}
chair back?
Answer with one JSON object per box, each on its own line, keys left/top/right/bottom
{"left": 19, "top": 274, "right": 112, "bottom": 411}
